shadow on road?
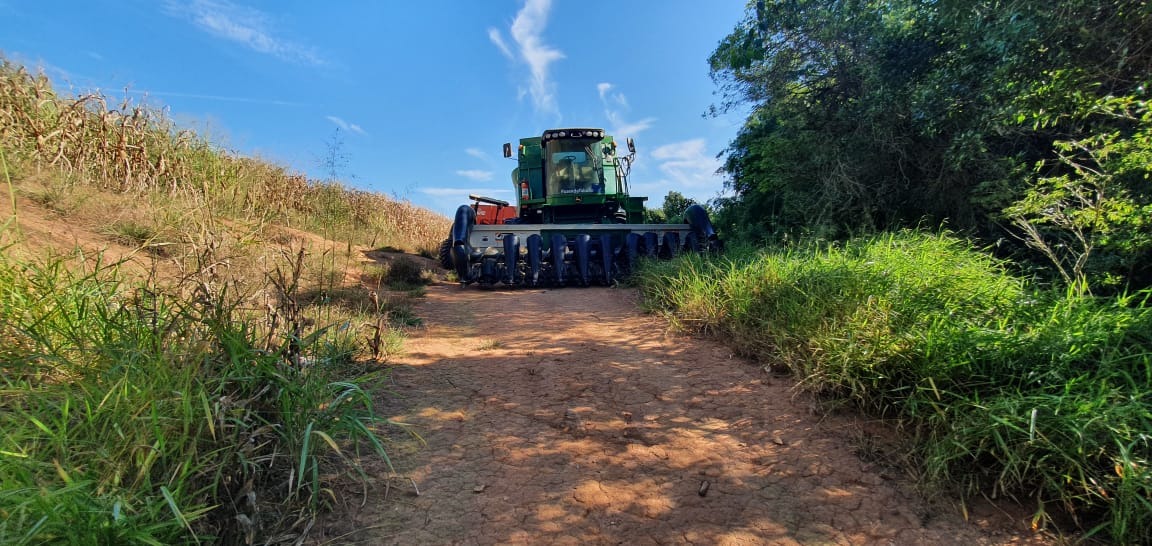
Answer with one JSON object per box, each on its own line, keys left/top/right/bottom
{"left": 315, "top": 285, "right": 1043, "bottom": 546}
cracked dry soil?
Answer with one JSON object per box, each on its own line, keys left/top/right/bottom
{"left": 319, "top": 285, "right": 1050, "bottom": 545}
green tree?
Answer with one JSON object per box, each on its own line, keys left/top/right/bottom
{"left": 644, "top": 208, "right": 667, "bottom": 224}
{"left": 1006, "top": 93, "right": 1152, "bottom": 290}
{"left": 661, "top": 191, "right": 697, "bottom": 221}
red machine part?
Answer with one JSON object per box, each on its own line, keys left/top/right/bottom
{"left": 473, "top": 203, "right": 518, "bottom": 225}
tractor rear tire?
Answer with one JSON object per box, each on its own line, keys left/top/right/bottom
{"left": 437, "top": 238, "right": 452, "bottom": 270}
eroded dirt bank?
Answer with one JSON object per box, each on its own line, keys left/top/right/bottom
{"left": 321, "top": 285, "right": 1047, "bottom": 545}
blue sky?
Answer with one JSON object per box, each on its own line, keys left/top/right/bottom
{"left": 1, "top": 0, "right": 749, "bottom": 217}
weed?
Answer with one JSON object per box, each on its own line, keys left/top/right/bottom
{"left": 361, "top": 263, "right": 389, "bottom": 286}
{"left": 477, "top": 339, "right": 503, "bottom": 351}
{"left": 405, "top": 285, "right": 427, "bottom": 298}
{"left": 367, "top": 317, "right": 405, "bottom": 361}
{"left": 388, "top": 304, "right": 423, "bottom": 327}
{"left": 20, "top": 175, "right": 88, "bottom": 214}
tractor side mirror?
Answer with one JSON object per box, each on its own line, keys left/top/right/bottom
{"left": 502, "top": 143, "right": 512, "bottom": 158}
{"left": 626, "top": 137, "right": 635, "bottom": 154}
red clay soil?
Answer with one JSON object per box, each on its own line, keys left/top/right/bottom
{"left": 319, "top": 284, "right": 1052, "bottom": 545}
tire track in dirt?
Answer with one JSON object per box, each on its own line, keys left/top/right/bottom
{"left": 321, "top": 285, "right": 1048, "bottom": 545}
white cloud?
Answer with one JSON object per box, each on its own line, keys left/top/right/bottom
{"left": 166, "top": 0, "right": 324, "bottom": 65}
{"left": 491, "top": 0, "right": 564, "bottom": 117}
{"left": 649, "top": 139, "right": 723, "bottom": 191}
{"left": 606, "top": 111, "right": 656, "bottom": 139}
{"left": 465, "top": 148, "right": 489, "bottom": 160}
{"left": 597, "top": 82, "right": 654, "bottom": 139}
{"left": 456, "top": 169, "right": 494, "bottom": 182}
{"left": 325, "top": 115, "right": 366, "bottom": 135}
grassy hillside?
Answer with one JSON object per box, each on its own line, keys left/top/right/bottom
{"left": 0, "top": 60, "right": 447, "bottom": 256}
{"left": 1, "top": 58, "right": 450, "bottom": 544}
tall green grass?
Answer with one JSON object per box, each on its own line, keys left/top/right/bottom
{"left": 636, "top": 231, "right": 1152, "bottom": 543}
{"left": 0, "top": 246, "right": 396, "bottom": 544}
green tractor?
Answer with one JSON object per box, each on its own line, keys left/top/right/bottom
{"left": 443, "top": 127, "right": 719, "bottom": 287}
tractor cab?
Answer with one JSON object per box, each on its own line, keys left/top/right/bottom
{"left": 548, "top": 141, "right": 609, "bottom": 195}
{"left": 504, "top": 128, "right": 642, "bottom": 224}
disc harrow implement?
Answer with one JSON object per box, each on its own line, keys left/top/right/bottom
{"left": 437, "top": 128, "right": 721, "bottom": 288}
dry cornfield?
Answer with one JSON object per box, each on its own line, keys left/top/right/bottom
{"left": 0, "top": 58, "right": 449, "bottom": 256}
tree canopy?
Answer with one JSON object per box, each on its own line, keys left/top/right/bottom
{"left": 709, "top": 0, "right": 1152, "bottom": 290}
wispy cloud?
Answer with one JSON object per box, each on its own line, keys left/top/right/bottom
{"left": 597, "top": 82, "right": 655, "bottom": 138}
{"left": 488, "top": 28, "right": 513, "bottom": 60}
{"left": 325, "top": 115, "right": 366, "bottom": 135}
{"left": 165, "top": 0, "right": 324, "bottom": 65}
{"left": 456, "top": 169, "right": 494, "bottom": 182}
{"left": 606, "top": 112, "right": 656, "bottom": 139}
{"left": 649, "top": 139, "right": 723, "bottom": 190}
{"left": 596, "top": 82, "right": 613, "bottom": 102}
{"left": 465, "top": 148, "right": 489, "bottom": 160}
{"left": 488, "top": 0, "right": 564, "bottom": 117}
{"left": 123, "top": 89, "right": 304, "bottom": 106}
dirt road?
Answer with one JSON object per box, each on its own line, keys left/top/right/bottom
{"left": 322, "top": 284, "right": 1046, "bottom": 545}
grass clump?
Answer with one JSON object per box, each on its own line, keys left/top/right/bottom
{"left": 635, "top": 230, "right": 1152, "bottom": 543}
{"left": 104, "top": 219, "right": 166, "bottom": 250}
{"left": 0, "top": 245, "right": 398, "bottom": 544}
{"left": 476, "top": 339, "right": 503, "bottom": 351}
{"left": 383, "top": 256, "right": 430, "bottom": 288}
